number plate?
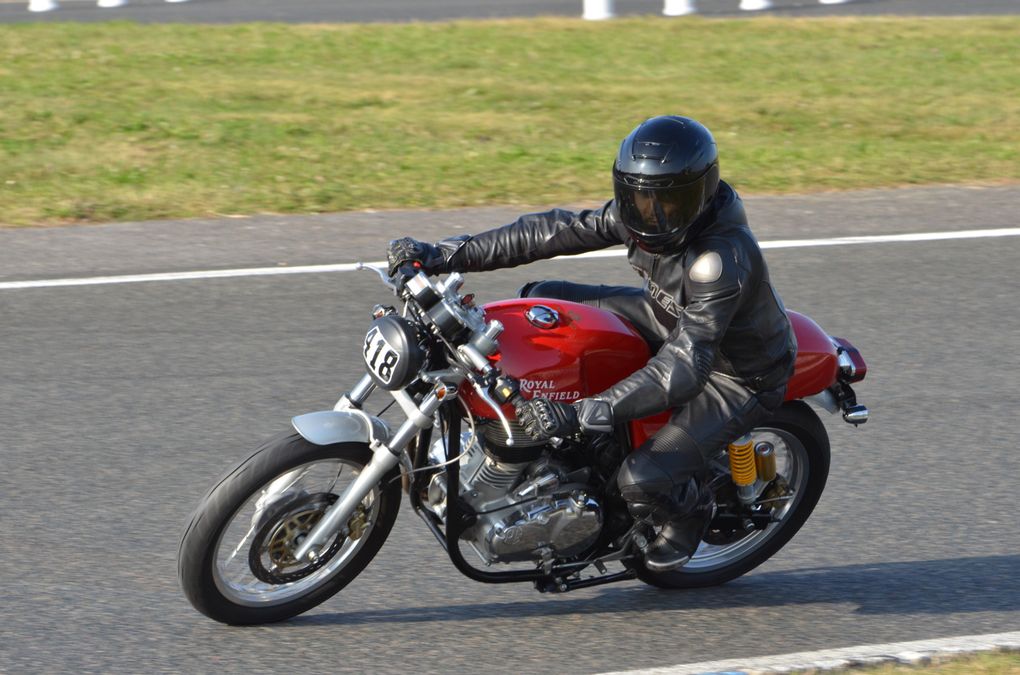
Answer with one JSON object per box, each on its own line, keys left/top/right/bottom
{"left": 363, "top": 325, "right": 402, "bottom": 385}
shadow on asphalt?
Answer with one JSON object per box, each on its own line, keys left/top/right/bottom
{"left": 292, "top": 554, "right": 1020, "bottom": 625}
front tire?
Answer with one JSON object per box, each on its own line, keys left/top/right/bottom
{"left": 635, "top": 401, "right": 830, "bottom": 589}
{"left": 178, "top": 432, "right": 401, "bottom": 624}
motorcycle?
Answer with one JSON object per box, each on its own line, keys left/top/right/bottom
{"left": 178, "top": 263, "right": 868, "bottom": 625}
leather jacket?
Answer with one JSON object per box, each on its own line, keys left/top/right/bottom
{"left": 435, "top": 182, "right": 797, "bottom": 422}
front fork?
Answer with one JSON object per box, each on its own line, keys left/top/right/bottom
{"left": 292, "top": 374, "right": 448, "bottom": 563}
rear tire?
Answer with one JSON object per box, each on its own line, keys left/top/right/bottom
{"left": 178, "top": 432, "right": 401, "bottom": 624}
{"left": 635, "top": 401, "right": 829, "bottom": 589}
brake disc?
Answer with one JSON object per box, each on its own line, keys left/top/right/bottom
{"left": 248, "top": 492, "right": 347, "bottom": 585}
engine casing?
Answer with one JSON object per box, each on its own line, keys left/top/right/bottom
{"left": 424, "top": 433, "right": 602, "bottom": 564}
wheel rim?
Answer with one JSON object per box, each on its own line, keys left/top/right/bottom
{"left": 211, "top": 459, "right": 379, "bottom": 606}
{"left": 681, "top": 426, "right": 808, "bottom": 572}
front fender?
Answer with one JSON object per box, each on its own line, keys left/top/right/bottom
{"left": 291, "top": 410, "right": 391, "bottom": 447}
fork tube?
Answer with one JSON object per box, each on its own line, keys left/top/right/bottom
{"left": 294, "top": 388, "right": 443, "bottom": 562}
{"left": 348, "top": 374, "right": 376, "bottom": 404}
{"left": 336, "top": 374, "right": 376, "bottom": 410}
{"left": 294, "top": 441, "right": 401, "bottom": 563}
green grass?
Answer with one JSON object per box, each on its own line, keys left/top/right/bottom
{"left": 0, "top": 17, "right": 1018, "bottom": 225}
{"left": 832, "top": 651, "right": 1020, "bottom": 674}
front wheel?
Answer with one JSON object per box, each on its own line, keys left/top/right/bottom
{"left": 178, "top": 432, "right": 401, "bottom": 624}
{"left": 635, "top": 401, "right": 830, "bottom": 589}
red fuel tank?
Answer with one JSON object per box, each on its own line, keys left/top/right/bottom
{"left": 459, "top": 298, "right": 650, "bottom": 420}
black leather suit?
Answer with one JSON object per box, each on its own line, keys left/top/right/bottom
{"left": 434, "top": 182, "right": 797, "bottom": 519}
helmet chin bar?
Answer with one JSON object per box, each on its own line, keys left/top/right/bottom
{"left": 631, "top": 229, "right": 687, "bottom": 254}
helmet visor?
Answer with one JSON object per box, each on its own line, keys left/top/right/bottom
{"left": 614, "top": 177, "right": 706, "bottom": 240}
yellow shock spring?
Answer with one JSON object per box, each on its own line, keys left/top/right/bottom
{"left": 728, "top": 433, "right": 758, "bottom": 487}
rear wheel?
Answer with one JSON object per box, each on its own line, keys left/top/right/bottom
{"left": 635, "top": 401, "right": 829, "bottom": 589}
{"left": 178, "top": 432, "right": 401, "bottom": 624}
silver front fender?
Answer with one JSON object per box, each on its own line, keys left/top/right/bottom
{"left": 291, "top": 410, "right": 391, "bottom": 447}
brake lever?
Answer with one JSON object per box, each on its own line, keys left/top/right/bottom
{"left": 471, "top": 379, "right": 516, "bottom": 446}
{"left": 355, "top": 262, "right": 398, "bottom": 292}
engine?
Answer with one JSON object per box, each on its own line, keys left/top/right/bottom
{"left": 423, "top": 424, "right": 603, "bottom": 565}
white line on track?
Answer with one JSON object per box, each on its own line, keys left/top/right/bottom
{"left": 600, "top": 630, "right": 1020, "bottom": 675}
{"left": 2, "top": 227, "right": 1018, "bottom": 291}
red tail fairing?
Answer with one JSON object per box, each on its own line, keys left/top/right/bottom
{"left": 783, "top": 311, "right": 839, "bottom": 401}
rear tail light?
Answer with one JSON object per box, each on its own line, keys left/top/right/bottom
{"left": 831, "top": 336, "right": 867, "bottom": 383}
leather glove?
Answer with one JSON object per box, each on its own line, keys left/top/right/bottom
{"left": 386, "top": 237, "right": 447, "bottom": 276}
{"left": 515, "top": 397, "right": 580, "bottom": 441}
{"left": 514, "top": 397, "right": 614, "bottom": 441}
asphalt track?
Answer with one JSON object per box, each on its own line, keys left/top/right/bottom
{"left": 1, "top": 185, "right": 1019, "bottom": 672}
{"left": 3, "top": 0, "right": 1019, "bottom": 23}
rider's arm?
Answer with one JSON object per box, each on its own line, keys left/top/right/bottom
{"left": 592, "top": 237, "right": 752, "bottom": 423}
{"left": 437, "top": 202, "right": 625, "bottom": 273}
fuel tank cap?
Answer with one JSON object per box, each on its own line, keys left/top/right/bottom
{"left": 525, "top": 305, "right": 559, "bottom": 329}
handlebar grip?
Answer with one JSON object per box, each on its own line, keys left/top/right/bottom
{"left": 397, "top": 263, "right": 420, "bottom": 279}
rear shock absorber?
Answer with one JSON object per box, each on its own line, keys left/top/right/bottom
{"left": 728, "top": 433, "right": 758, "bottom": 505}
{"left": 755, "top": 441, "right": 777, "bottom": 482}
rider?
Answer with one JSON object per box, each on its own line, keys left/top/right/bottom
{"left": 387, "top": 115, "right": 796, "bottom": 572}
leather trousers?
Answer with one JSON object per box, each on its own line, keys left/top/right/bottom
{"left": 520, "top": 280, "right": 785, "bottom": 524}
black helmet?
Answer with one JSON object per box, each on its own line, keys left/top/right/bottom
{"left": 613, "top": 116, "right": 720, "bottom": 253}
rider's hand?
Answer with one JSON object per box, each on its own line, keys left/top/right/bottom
{"left": 514, "top": 397, "right": 581, "bottom": 441}
{"left": 387, "top": 237, "right": 446, "bottom": 276}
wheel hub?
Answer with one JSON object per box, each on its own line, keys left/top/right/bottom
{"left": 249, "top": 492, "right": 348, "bottom": 585}
{"left": 703, "top": 474, "right": 792, "bottom": 546}
{"left": 265, "top": 508, "right": 327, "bottom": 569}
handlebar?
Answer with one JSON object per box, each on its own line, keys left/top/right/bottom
{"left": 360, "top": 260, "right": 530, "bottom": 433}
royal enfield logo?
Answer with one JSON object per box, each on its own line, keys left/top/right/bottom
{"left": 520, "top": 378, "right": 581, "bottom": 402}
{"left": 520, "top": 378, "right": 555, "bottom": 392}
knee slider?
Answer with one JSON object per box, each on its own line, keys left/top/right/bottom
{"left": 617, "top": 453, "right": 674, "bottom": 506}
{"left": 669, "top": 477, "right": 701, "bottom": 515}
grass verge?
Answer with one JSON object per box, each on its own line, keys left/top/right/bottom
{"left": 0, "top": 17, "right": 1017, "bottom": 226}
{"left": 832, "top": 651, "right": 1020, "bottom": 674}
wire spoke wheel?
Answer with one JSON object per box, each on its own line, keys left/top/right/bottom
{"left": 179, "top": 434, "right": 402, "bottom": 624}
{"left": 213, "top": 460, "right": 377, "bottom": 606}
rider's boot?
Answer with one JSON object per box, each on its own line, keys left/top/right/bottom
{"left": 641, "top": 481, "right": 716, "bottom": 572}
{"left": 617, "top": 426, "right": 718, "bottom": 573}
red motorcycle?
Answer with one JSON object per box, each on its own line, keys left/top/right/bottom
{"left": 178, "top": 264, "right": 868, "bottom": 624}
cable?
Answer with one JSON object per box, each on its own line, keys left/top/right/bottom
{"left": 387, "top": 397, "right": 479, "bottom": 488}
{"left": 401, "top": 398, "right": 476, "bottom": 480}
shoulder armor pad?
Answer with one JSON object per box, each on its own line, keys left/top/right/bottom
{"left": 689, "top": 251, "right": 723, "bottom": 283}
{"left": 684, "top": 240, "right": 743, "bottom": 298}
